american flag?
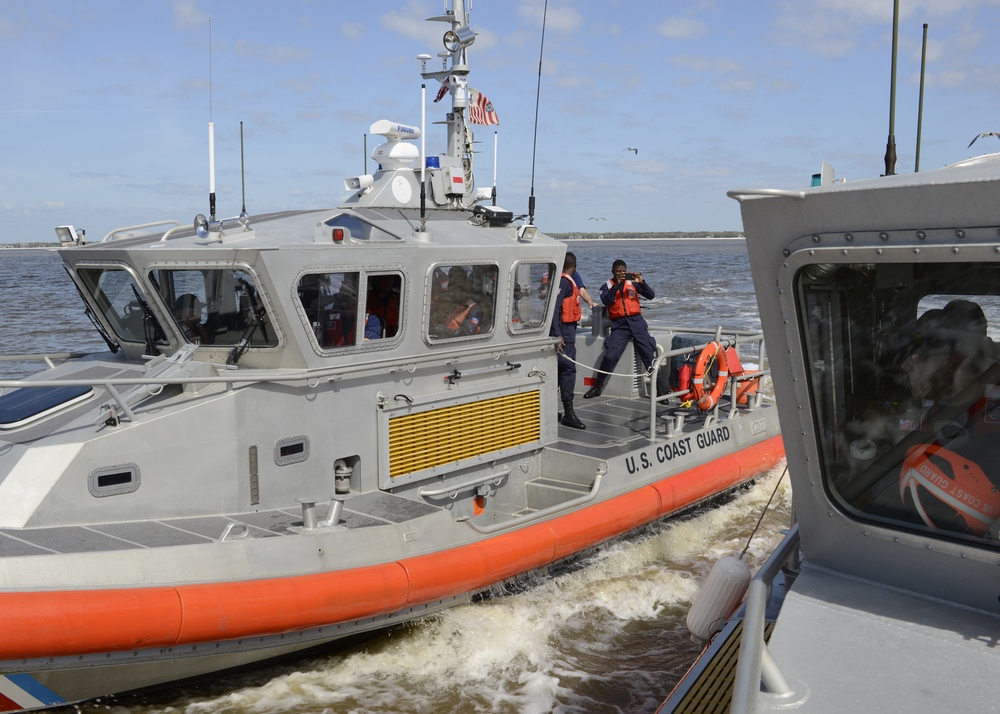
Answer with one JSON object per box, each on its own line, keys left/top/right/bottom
{"left": 468, "top": 87, "right": 499, "bottom": 126}
{"left": 433, "top": 76, "right": 451, "bottom": 103}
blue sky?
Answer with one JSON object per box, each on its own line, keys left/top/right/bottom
{"left": 2, "top": 0, "right": 999, "bottom": 243}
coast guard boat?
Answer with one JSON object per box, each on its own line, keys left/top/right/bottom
{"left": 663, "top": 153, "right": 1000, "bottom": 712}
{"left": 0, "top": 2, "right": 781, "bottom": 710}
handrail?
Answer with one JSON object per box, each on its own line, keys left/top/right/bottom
{"left": 418, "top": 466, "right": 511, "bottom": 499}
{"left": 0, "top": 337, "right": 555, "bottom": 391}
{"left": 730, "top": 523, "right": 801, "bottom": 713}
{"left": 647, "top": 331, "right": 767, "bottom": 441}
{"left": 726, "top": 188, "right": 807, "bottom": 202}
{"left": 0, "top": 339, "right": 556, "bottom": 427}
{"left": 465, "top": 469, "right": 605, "bottom": 534}
{"left": 101, "top": 220, "right": 182, "bottom": 243}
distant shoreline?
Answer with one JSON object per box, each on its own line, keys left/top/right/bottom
{"left": 558, "top": 236, "right": 744, "bottom": 242}
{"left": 549, "top": 232, "right": 744, "bottom": 241}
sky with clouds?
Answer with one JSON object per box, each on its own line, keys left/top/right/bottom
{"left": 2, "top": 0, "right": 999, "bottom": 243}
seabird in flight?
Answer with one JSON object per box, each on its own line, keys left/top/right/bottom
{"left": 968, "top": 132, "right": 1000, "bottom": 148}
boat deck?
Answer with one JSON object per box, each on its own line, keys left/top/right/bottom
{"left": 553, "top": 393, "right": 723, "bottom": 456}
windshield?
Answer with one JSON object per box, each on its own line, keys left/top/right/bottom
{"left": 148, "top": 267, "right": 279, "bottom": 348}
{"left": 798, "top": 259, "right": 1000, "bottom": 547}
{"left": 76, "top": 266, "right": 167, "bottom": 347}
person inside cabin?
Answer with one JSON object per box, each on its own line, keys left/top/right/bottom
{"left": 321, "top": 274, "right": 381, "bottom": 347}
{"left": 174, "top": 293, "right": 211, "bottom": 344}
{"left": 366, "top": 274, "right": 400, "bottom": 338}
{"left": 433, "top": 266, "right": 483, "bottom": 337}
{"left": 894, "top": 299, "right": 1000, "bottom": 535}
{"left": 583, "top": 259, "right": 656, "bottom": 398}
{"left": 550, "top": 252, "right": 586, "bottom": 429}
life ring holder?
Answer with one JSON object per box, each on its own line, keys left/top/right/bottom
{"left": 691, "top": 341, "right": 729, "bottom": 411}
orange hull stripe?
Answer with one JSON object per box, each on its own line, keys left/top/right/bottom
{"left": 0, "top": 437, "right": 783, "bottom": 659}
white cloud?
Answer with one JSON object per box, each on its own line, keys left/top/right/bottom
{"left": 658, "top": 18, "right": 709, "bottom": 41}
{"left": 517, "top": 2, "right": 583, "bottom": 34}
{"left": 172, "top": 0, "right": 205, "bottom": 31}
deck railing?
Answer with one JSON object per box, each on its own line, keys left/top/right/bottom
{"left": 730, "top": 522, "right": 800, "bottom": 713}
{"left": 646, "top": 328, "right": 770, "bottom": 441}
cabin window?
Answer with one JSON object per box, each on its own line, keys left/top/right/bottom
{"left": 796, "top": 259, "right": 1000, "bottom": 548}
{"left": 148, "top": 268, "right": 279, "bottom": 348}
{"left": 297, "top": 271, "right": 399, "bottom": 348}
{"left": 428, "top": 264, "right": 498, "bottom": 340}
{"left": 510, "top": 261, "right": 556, "bottom": 332}
{"left": 76, "top": 267, "right": 168, "bottom": 346}
{"left": 366, "top": 273, "right": 402, "bottom": 339}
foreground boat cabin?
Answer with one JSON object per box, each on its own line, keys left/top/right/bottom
{"left": 668, "top": 154, "right": 1000, "bottom": 712}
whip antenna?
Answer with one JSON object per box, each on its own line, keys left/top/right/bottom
{"left": 527, "top": 0, "right": 548, "bottom": 225}
{"left": 208, "top": 16, "right": 217, "bottom": 221}
{"left": 240, "top": 121, "right": 246, "bottom": 216}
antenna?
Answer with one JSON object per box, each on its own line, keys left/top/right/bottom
{"left": 883, "top": 0, "right": 899, "bottom": 176}
{"left": 239, "top": 121, "right": 249, "bottom": 228}
{"left": 492, "top": 130, "right": 498, "bottom": 205}
{"left": 915, "top": 23, "right": 928, "bottom": 172}
{"left": 420, "top": 82, "right": 427, "bottom": 231}
{"left": 527, "top": 0, "right": 549, "bottom": 224}
{"left": 208, "top": 16, "right": 217, "bottom": 221}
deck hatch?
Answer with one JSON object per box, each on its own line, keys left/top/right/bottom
{"left": 387, "top": 390, "right": 540, "bottom": 478}
{"left": 0, "top": 385, "right": 93, "bottom": 430}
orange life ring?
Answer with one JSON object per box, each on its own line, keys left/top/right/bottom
{"left": 691, "top": 341, "right": 729, "bottom": 410}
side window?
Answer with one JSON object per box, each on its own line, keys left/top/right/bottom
{"left": 298, "top": 272, "right": 362, "bottom": 348}
{"left": 428, "top": 264, "right": 498, "bottom": 340}
{"left": 511, "top": 262, "right": 556, "bottom": 331}
{"left": 366, "top": 273, "right": 402, "bottom": 339}
{"left": 799, "top": 260, "right": 1000, "bottom": 546}
{"left": 76, "top": 267, "right": 167, "bottom": 346}
{"left": 149, "top": 268, "right": 278, "bottom": 348}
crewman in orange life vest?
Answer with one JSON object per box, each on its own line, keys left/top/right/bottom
{"left": 435, "top": 266, "right": 484, "bottom": 337}
{"left": 550, "top": 252, "right": 587, "bottom": 429}
{"left": 584, "top": 259, "right": 657, "bottom": 398}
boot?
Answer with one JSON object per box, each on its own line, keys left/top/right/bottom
{"left": 561, "top": 400, "right": 586, "bottom": 429}
{"left": 583, "top": 376, "right": 606, "bottom": 399}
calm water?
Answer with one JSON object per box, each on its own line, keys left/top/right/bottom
{"left": 0, "top": 242, "right": 790, "bottom": 714}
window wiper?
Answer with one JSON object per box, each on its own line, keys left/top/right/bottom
{"left": 130, "top": 285, "right": 166, "bottom": 356}
{"left": 227, "top": 306, "right": 266, "bottom": 366}
{"left": 65, "top": 267, "right": 119, "bottom": 353}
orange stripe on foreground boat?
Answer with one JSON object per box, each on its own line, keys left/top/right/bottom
{"left": 0, "top": 437, "right": 783, "bottom": 660}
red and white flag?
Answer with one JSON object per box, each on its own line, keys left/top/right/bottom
{"left": 433, "top": 76, "right": 451, "bottom": 102}
{"left": 468, "top": 86, "right": 500, "bottom": 126}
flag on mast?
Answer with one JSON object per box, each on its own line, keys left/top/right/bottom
{"left": 468, "top": 87, "right": 499, "bottom": 126}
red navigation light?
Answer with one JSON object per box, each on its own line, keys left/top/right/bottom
{"left": 332, "top": 228, "right": 345, "bottom": 243}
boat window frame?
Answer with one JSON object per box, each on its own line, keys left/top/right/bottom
{"left": 424, "top": 261, "right": 500, "bottom": 344}
{"left": 293, "top": 267, "right": 404, "bottom": 354}
{"left": 69, "top": 261, "right": 171, "bottom": 349}
{"left": 507, "top": 260, "right": 558, "bottom": 336}
{"left": 792, "top": 252, "right": 1000, "bottom": 550}
{"left": 145, "top": 261, "right": 283, "bottom": 351}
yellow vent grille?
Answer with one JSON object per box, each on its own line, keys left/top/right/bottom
{"left": 388, "top": 390, "right": 541, "bottom": 478}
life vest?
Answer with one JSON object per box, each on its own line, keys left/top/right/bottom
{"left": 560, "top": 273, "right": 582, "bottom": 323}
{"left": 606, "top": 279, "right": 642, "bottom": 320}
